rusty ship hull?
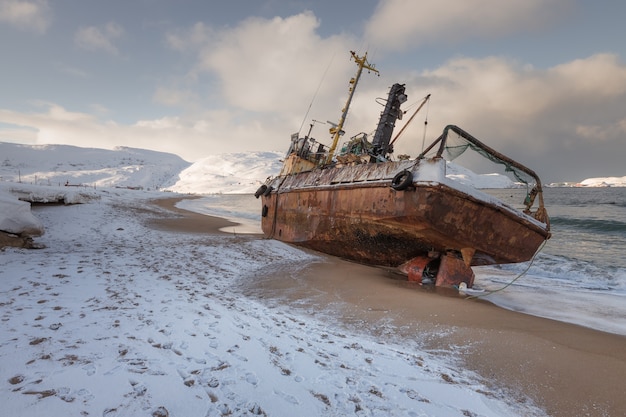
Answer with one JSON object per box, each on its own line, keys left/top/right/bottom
{"left": 260, "top": 158, "right": 550, "bottom": 269}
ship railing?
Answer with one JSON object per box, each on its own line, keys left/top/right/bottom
{"left": 419, "top": 124, "right": 549, "bottom": 229}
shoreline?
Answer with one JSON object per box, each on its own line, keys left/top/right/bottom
{"left": 147, "top": 196, "right": 240, "bottom": 234}
{"left": 150, "top": 196, "right": 626, "bottom": 417}
{"left": 278, "top": 259, "right": 626, "bottom": 417}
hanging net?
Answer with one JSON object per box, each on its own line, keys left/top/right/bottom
{"left": 442, "top": 133, "right": 536, "bottom": 186}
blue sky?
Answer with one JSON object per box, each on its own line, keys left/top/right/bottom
{"left": 1, "top": 0, "right": 625, "bottom": 182}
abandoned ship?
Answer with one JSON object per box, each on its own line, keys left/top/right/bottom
{"left": 256, "top": 51, "right": 551, "bottom": 288}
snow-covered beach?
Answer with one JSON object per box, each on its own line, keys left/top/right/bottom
{"left": 2, "top": 186, "right": 625, "bottom": 416}
{"left": 2, "top": 188, "right": 547, "bottom": 417}
{"left": 2, "top": 143, "right": 626, "bottom": 416}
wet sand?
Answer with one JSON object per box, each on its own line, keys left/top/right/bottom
{"left": 150, "top": 196, "right": 626, "bottom": 417}
{"left": 148, "top": 196, "right": 239, "bottom": 233}
{"left": 275, "top": 259, "right": 626, "bottom": 417}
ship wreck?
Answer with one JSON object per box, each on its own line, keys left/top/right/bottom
{"left": 256, "top": 51, "right": 551, "bottom": 288}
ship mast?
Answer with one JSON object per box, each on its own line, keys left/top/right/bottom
{"left": 325, "top": 51, "right": 379, "bottom": 164}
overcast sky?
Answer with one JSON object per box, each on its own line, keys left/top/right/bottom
{"left": 1, "top": 0, "right": 625, "bottom": 182}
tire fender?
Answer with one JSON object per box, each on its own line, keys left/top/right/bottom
{"left": 391, "top": 170, "right": 413, "bottom": 191}
{"left": 254, "top": 185, "right": 268, "bottom": 198}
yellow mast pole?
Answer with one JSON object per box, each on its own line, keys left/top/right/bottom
{"left": 325, "top": 51, "right": 378, "bottom": 164}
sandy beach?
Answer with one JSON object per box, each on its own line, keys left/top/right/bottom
{"left": 150, "top": 196, "right": 626, "bottom": 417}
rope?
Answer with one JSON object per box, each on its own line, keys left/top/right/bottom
{"left": 465, "top": 239, "right": 548, "bottom": 300}
{"left": 298, "top": 53, "right": 335, "bottom": 136}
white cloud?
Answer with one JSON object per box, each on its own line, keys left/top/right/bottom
{"left": 169, "top": 12, "right": 355, "bottom": 115}
{"left": 134, "top": 116, "right": 182, "bottom": 130}
{"left": 0, "top": 103, "right": 292, "bottom": 161}
{"left": 0, "top": 124, "right": 36, "bottom": 143}
{"left": 364, "top": 0, "right": 568, "bottom": 50}
{"left": 576, "top": 118, "right": 626, "bottom": 142}
{"left": 74, "top": 22, "right": 124, "bottom": 55}
{"left": 550, "top": 54, "right": 626, "bottom": 96}
{"left": 0, "top": 0, "right": 51, "bottom": 33}
{"left": 388, "top": 53, "right": 626, "bottom": 159}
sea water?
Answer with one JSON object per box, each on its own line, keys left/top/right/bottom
{"left": 478, "top": 187, "right": 626, "bottom": 335}
{"left": 179, "top": 187, "right": 626, "bottom": 336}
{"left": 177, "top": 194, "right": 263, "bottom": 234}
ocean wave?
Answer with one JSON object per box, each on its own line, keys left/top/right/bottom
{"left": 495, "top": 253, "right": 626, "bottom": 293}
{"left": 549, "top": 216, "right": 626, "bottom": 233}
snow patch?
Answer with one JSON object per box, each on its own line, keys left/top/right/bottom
{"left": 0, "top": 191, "right": 44, "bottom": 236}
{"left": 579, "top": 176, "right": 626, "bottom": 187}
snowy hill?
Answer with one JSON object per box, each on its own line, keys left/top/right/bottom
{"left": 579, "top": 176, "right": 626, "bottom": 187}
{"left": 0, "top": 142, "right": 284, "bottom": 195}
{"left": 0, "top": 142, "right": 190, "bottom": 190}
{"left": 168, "top": 151, "right": 284, "bottom": 194}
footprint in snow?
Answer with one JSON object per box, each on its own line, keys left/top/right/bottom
{"left": 244, "top": 372, "right": 258, "bottom": 386}
{"left": 274, "top": 389, "right": 300, "bottom": 405}
{"left": 83, "top": 363, "right": 97, "bottom": 376}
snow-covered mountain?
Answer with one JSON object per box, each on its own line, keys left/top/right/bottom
{"left": 578, "top": 176, "right": 626, "bottom": 187}
{"left": 0, "top": 142, "right": 284, "bottom": 194}
{"left": 170, "top": 151, "right": 284, "bottom": 194}
{"left": 0, "top": 142, "right": 190, "bottom": 190}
